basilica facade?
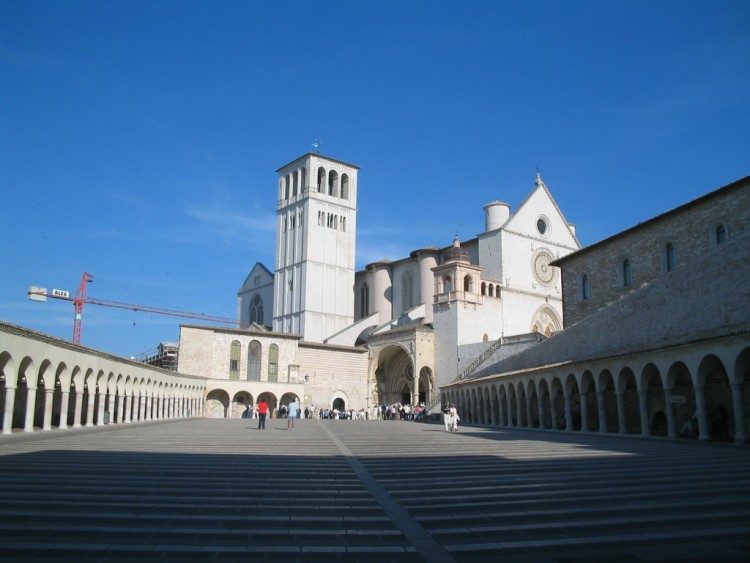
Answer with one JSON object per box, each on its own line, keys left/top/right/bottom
{"left": 185, "top": 152, "right": 580, "bottom": 417}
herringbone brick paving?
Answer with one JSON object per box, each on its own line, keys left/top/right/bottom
{"left": 0, "top": 418, "right": 748, "bottom": 562}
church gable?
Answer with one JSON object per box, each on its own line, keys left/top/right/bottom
{"left": 238, "top": 262, "right": 275, "bottom": 328}
{"left": 238, "top": 262, "right": 274, "bottom": 295}
{"left": 503, "top": 175, "right": 579, "bottom": 249}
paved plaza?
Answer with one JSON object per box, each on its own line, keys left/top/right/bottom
{"left": 0, "top": 418, "right": 749, "bottom": 562}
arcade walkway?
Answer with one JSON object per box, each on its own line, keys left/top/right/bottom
{"left": 1, "top": 418, "right": 749, "bottom": 562}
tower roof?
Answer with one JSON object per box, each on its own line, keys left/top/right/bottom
{"left": 442, "top": 236, "right": 470, "bottom": 264}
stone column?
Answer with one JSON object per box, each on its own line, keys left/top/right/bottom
{"left": 85, "top": 391, "right": 95, "bottom": 427}
{"left": 550, "top": 399, "right": 559, "bottom": 430}
{"left": 498, "top": 394, "right": 506, "bottom": 426}
{"left": 525, "top": 395, "right": 532, "bottom": 428}
{"left": 73, "top": 390, "right": 84, "bottom": 428}
{"left": 96, "top": 392, "right": 106, "bottom": 425}
{"left": 616, "top": 392, "right": 626, "bottom": 434}
{"left": 537, "top": 399, "right": 545, "bottom": 429}
{"left": 116, "top": 394, "right": 125, "bottom": 424}
{"left": 42, "top": 388, "right": 54, "bottom": 431}
{"left": 2, "top": 387, "right": 16, "bottom": 435}
{"left": 146, "top": 396, "right": 152, "bottom": 421}
{"left": 137, "top": 395, "right": 144, "bottom": 422}
{"left": 24, "top": 387, "right": 37, "bottom": 432}
{"left": 564, "top": 394, "right": 573, "bottom": 432}
{"left": 665, "top": 389, "right": 677, "bottom": 439}
{"left": 580, "top": 394, "right": 589, "bottom": 432}
{"left": 597, "top": 392, "right": 607, "bottom": 433}
{"left": 124, "top": 394, "right": 132, "bottom": 423}
{"left": 59, "top": 391, "right": 70, "bottom": 430}
{"left": 638, "top": 389, "right": 649, "bottom": 436}
{"left": 731, "top": 382, "right": 746, "bottom": 443}
{"left": 695, "top": 386, "right": 709, "bottom": 441}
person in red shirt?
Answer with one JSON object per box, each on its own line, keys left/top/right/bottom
{"left": 256, "top": 399, "right": 269, "bottom": 430}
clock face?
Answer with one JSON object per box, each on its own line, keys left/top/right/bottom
{"left": 533, "top": 251, "right": 556, "bottom": 285}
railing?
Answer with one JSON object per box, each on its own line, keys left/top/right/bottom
{"left": 425, "top": 336, "right": 505, "bottom": 412}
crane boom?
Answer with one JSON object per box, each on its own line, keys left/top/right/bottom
{"left": 27, "top": 272, "right": 242, "bottom": 345}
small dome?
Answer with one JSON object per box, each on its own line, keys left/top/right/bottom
{"left": 443, "top": 236, "right": 469, "bottom": 264}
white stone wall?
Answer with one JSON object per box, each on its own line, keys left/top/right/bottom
{"left": 178, "top": 325, "right": 299, "bottom": 382}
{"left": 296, "top": 343, "right": 368, "bottom": 410}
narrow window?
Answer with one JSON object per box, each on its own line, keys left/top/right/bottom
{"left": 341, "top": 217, "right": 346, "bottom": 232}
{"left": 402, "top": 270, "right": 414, "bottom": 312}
{"left": 666, "top": 242, "right": 676, "bottom": 272}
{"left": 622, "top": 259, "right": 632, "bottom": 287}
{"left": 715, "top": 224, "right": 727, "bottom": 245}
{"left": 360, "top": 283, "right": 369, "bottom": 318}
{"left": 581, "top": 273, "right": 590, "bottom": 301}
{"left": 247, "top": 341, "right": 261, "bottom": 381}
{"left": 268, "top": 344, "right": 279, "bottom": 383}
{"left": 292, "top": 171, "right": 298, "bottom": 197}
{"left": 229, "top": 340, "right": 240, "bottom": 380}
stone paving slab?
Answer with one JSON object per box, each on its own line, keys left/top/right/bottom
{"left": 0, "top": 418, "right": 749, "bottom": 561}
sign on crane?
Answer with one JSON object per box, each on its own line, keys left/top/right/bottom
{"left": 28, "top": 272, "right": 243, "bottom": 345}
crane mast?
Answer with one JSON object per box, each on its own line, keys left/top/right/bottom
{"left": 73, "top": 272, "right": 94, "bottom": 344}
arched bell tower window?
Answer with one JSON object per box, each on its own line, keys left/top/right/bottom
{"left": 317, "top": 167, "right": 326, "bottom": 193}
{"left": 463, "top": 275, "right": 473, "bottom": 292}
{"left": 328, "top": 170, "right": 339, "bottom": 197}
{"left": 341, "top": 174, "right": 350, "bottom": 200}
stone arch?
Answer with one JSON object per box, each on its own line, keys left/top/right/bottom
{"left": 530, "top": 305, "right": 562, "bottom": 336}
{"left": 537, "top": 378, "right": 551, "bottom": 428}
{"left": 617, "top": 367, "right": 640, "bottom": 434}
{"left": 527, "top": 380, "right": 539, "bottom": 427}
{"left": 329, "top": 390, "right": 349, "bottom": 411}
{"left": 205, "top": 389, "right": 230, "bottom": 418}
{"left": 642, "top": 363, "right": 667, "bottom": 436}
{"left": 580, "top": 370, "right": 597, "bottom": 432}
{"left": 698, "top": 354, "right": 732, "bottom": 440}
{"left": 372, "top": 344, "right": 414, "bottom": 406}
{"left": 231, "top": 391, "right": 253, "bottom": 419}
{"left": 734, "top": 346, "right": 750, "bottom": 442}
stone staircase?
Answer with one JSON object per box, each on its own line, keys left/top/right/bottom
{"left": 425, "top": 337, "right": 505, "bottom": 412}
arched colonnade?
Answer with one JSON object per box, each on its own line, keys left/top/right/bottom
{"left": 443, "top": 336, "right": 750, "bottom": 443}
{"left": 0, "top": 323, "right": 206, "bottom": 434}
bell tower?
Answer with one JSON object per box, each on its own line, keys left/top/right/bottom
{"left": 272, "top": 153, "right": 359, "bottom": 342}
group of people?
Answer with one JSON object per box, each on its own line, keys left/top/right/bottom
{"left": 245, "top": 398, "right": 300, "bottom": 430}
{"left": 377, "top": 403, "right": 428, "bottom": 421}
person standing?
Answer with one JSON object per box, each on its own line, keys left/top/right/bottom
{"left": 449, "top": 402, "right": 459, "bottom": 432}
{"left": 287, "top": 398, "right": 300, "bottom": 430}
{"left": 257, "top": 399, "right": 269, "bottom": 430}
{"left": 443, "top": 403, "right": 451, "bottom": 432}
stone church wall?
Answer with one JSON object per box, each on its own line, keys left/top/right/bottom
{"left": 559, "top": 178, "right": 750, "bottom": 327}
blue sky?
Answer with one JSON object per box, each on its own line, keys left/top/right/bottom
{"left": 2, "top": 0, "right": 749, "bottom": 358}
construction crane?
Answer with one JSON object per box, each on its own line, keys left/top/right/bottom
{"left": 28, "top": 271, "right": 242, "bottom": 345}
